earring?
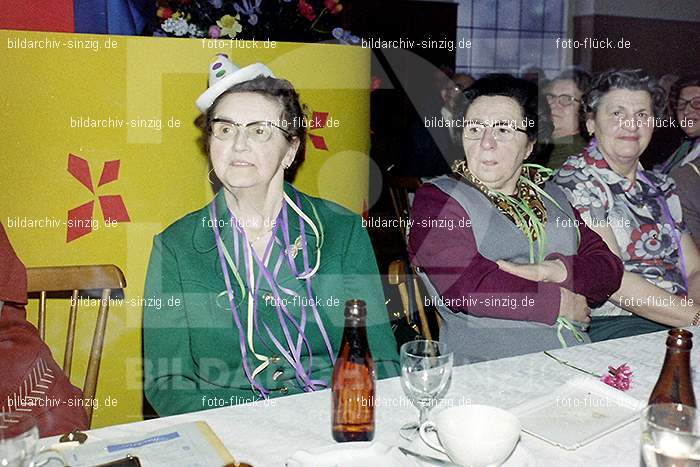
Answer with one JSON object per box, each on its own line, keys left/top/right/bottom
{"left": 208, "top": 168, "right": 216, "bottom": 185}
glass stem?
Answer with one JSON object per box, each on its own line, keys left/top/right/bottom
{"left": 419, "top": 404, "right": 430, "bottom": 425}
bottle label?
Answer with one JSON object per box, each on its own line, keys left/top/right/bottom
{"left": 333, "top": 386, "right": 374, "bottom": 426}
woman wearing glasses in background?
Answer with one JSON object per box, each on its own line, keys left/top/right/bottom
{"left": 143, "top": 55, "right": 399, "bottom": 416}
{"left": 554, "top": 69, "right": 700, "bottom": 342}
{"left": 543, "top": 68, "right": 591, "bottom": 170}
{"left": 658, "top": 75, "right": 700, "bottom": 247}
{"left": 408, "top": 74, "right": 623, "bottom": 365}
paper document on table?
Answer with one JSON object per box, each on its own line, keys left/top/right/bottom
{"left": 510, "top": 377, "right": 645, "bottom": 450}
{"left": 61, "top": 421, "right": 237, "bottom": 466}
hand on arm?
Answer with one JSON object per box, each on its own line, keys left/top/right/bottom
{"left": 496, "top": 259, "right": 568, "bottom": 284}
{"left": 559, "top": 287, "right": 591, "bottom": 324}
{"left": 497, "top": 207, "right": 623, "bottom": 305}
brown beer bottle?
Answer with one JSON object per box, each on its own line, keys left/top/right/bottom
{"left": 332, "top": 299, "right": 376, "bottom": 442}
{"left": 648, "top": 328, "right": 696, "bottom": 407}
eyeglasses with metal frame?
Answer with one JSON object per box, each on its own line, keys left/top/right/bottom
{"left": 210, "top": 118, "right": 291, "bottom": 143}
{"left": 544, "top": 93, "right": 581, "bottom": 107}
{"left": 463, "top": 120, "right": 529, "bottom": 142}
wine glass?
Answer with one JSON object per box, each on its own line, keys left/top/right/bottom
{"left": 399, "top": 339, "right": 453, "bottom": 440}
{"left": 0, "top": 412, "right": 65, "bottom": 467}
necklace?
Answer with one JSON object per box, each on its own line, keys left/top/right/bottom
{"left": 226, "top": 191, "right": 280, "bottom": 244}
{"left": 453, "top": 160, "right": 548, "bottom": 240}
{"left": 247, "top": 226, "right": 274, "bottom": 243}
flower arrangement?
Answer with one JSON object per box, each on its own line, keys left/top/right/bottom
{"left": 155, "top": 0, "right": 350, "bottom": 42}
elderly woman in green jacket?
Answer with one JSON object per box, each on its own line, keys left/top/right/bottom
{"left": 143, "top": 55, "right": 399, "bottom": 416}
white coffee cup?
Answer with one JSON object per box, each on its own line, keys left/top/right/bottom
{"left": 419, "top": 404, "right": 521, "bottom": 466}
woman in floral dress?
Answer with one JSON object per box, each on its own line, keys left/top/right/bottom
{"left": 555, "top": 69, "right": 700, "bottom": 341}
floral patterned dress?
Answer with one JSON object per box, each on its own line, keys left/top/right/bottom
{"left": 554, "top": 140, "right": 688, "bottom": 317}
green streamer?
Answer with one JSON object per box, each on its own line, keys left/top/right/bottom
{"left": 556, "top": 317, "right": 586, "bottom": 348}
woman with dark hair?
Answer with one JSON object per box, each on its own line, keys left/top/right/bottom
{"left": 555, "top": 69, "right": 700, "bottom": 341}
{"left": 408, "top": 74, "right": 622, "bottom": 364}
{"left": 544, "top": 68, "right": 592, "bottom": 169}
{"left": 143, "top": 55, "right": 399, "bottom": 416}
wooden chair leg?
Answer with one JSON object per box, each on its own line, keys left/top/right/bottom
{"left": 413, "top": 277, "right": 433, "bottom": 341}
{"left": 388, "top": 259, "right": 413, "bottom": 326}
{"left": 83, "top": 288, "right": 110, "bottom": 426}
{"left": 397, "top": 283, "right": 413, "bottom": 326}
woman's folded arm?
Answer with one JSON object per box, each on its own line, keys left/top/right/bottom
{"left": 408, "top": 184, "right": 560, "bottom": 325}
{"left": 545, "top": 208, "right": 624, "bottom": 304}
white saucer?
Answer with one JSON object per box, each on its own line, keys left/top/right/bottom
{"left": 407, "top": 430, "right": 536, "bottom": 466}
{"left": 286, "top": 441, "right": 421, "bottom": 467}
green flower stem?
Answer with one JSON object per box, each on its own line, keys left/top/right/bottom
{"left": 308, "top": 8, "right": 328, "bottom": 31}
{"left": 543, "top": 350, "right": 601, "bottom": 378}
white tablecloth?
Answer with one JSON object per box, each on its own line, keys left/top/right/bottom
{"left": 47, "top": 328, "right": 700, "bottom": 466}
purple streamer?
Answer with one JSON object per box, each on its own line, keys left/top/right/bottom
{"left": 295, "top": 191, "right": 336, "bottom": 365}
{"left": 209, "top": 204, "right": 269, "bottom": 398}
{"left": 636, "top": 171, "right": 689, "bottom": 292}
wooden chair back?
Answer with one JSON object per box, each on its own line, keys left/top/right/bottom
{"left": 26, "top": 264, "right": 126, "bottom": 425}
{"left": 387, "top": 176, "right": 422, "bottom": 246}
{"left": 388, "top": 259, "right": 434, "bottom": 341}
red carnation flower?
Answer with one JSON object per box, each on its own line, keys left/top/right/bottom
{"left": 299, "top": 0, "right": 317, "bottom": 21}
{"left": 601, "top": 363, "right": 633, "bottom": 391}
{"left": 157, "top": 6, "right": 174, "bottom": 19}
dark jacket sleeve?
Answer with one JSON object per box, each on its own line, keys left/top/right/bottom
{"left": 408, "top": 184, "right": 561, "bottom": 325}
{"left": 545, "top": 208, "right": 624, "bottom": 306}
{"left": 341, "top": 216, "right": 400, "bottom": 379}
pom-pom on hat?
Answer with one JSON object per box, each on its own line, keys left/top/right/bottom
{"left": 195, "top": 54, "right": 275, "bottom": 112}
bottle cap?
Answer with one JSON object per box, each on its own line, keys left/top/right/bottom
{"left": 344, "top": 299, "right": 367, "bottom": 318}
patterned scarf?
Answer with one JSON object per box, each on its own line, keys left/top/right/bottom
{"left": 452, "top": 160, "right": 548, "bottom": 241}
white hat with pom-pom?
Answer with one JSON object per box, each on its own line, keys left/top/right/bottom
{"left": 196, "top": 54, "right": 275, "bottom": 112}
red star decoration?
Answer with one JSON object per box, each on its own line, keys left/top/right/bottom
{"left": 66, "top": 201, "right": 95, "bottom": 242}
{"left": 308, "top": 111, "right": 330, "bottom": 151}
{"left": 66, "top": 154, "right": 130, "bottom": 242}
